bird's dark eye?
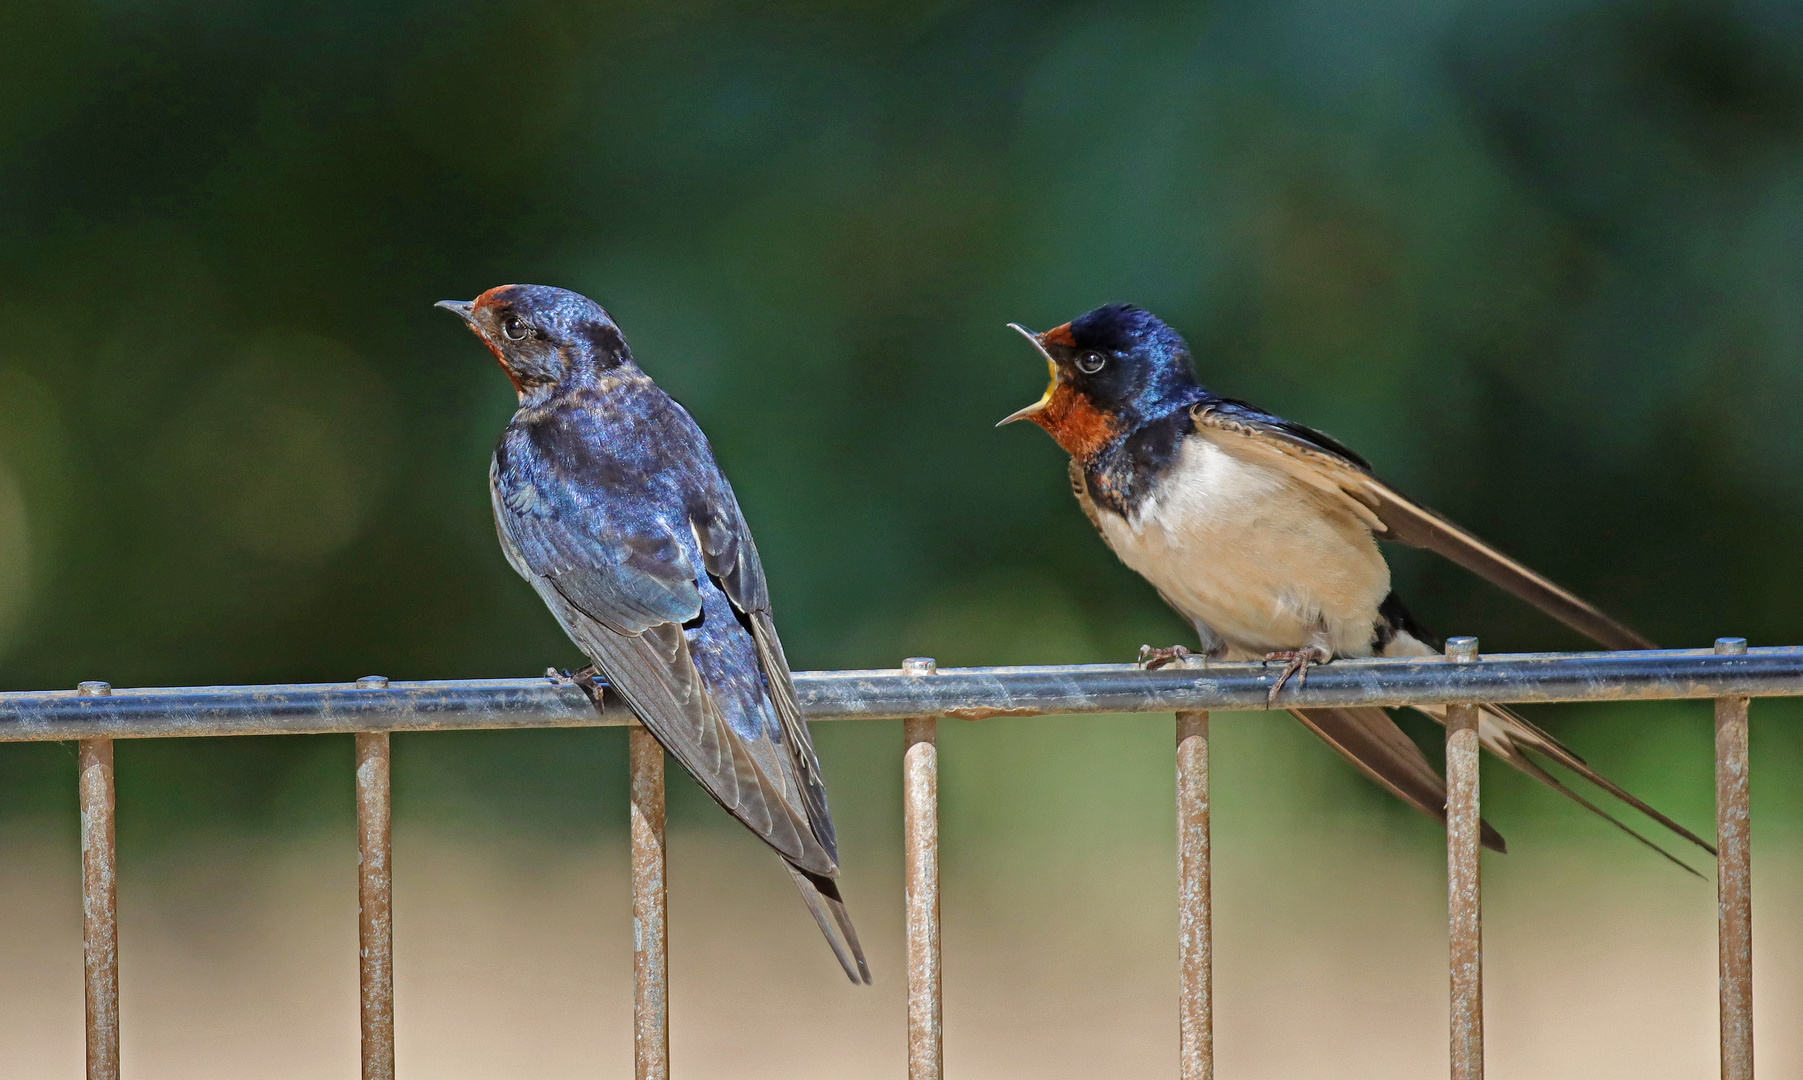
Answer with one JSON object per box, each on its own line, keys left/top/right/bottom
{"left": 1076, "top": 350, "right": 1106, "bottom": 374}
{"left": 501, "top": 316, "right": 531, "bottom": 341}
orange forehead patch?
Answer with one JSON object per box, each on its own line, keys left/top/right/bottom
{"left": 1030, "top": 383, "right": 1117, "bottom": 461}
{"left": 472, "top": 284, "right": 518, "bottom": 311}
{"left": 1042, "top": 323, "right": 1075, "bottom": 347}
{"left": 463, "top": 287, "right": 525, "bottom": 394}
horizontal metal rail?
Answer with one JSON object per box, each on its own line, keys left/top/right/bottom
{"left": 3, "top": 646, "right": 1801, "bottom": 741}
{"left": 13, "top": 643, "right": 1785, "bottom": 1079}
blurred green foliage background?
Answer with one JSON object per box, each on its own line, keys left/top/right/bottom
{"left": 3, "top": 0, "right": 1803, "bottom": 860}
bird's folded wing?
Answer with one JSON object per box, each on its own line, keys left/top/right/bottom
{"left": 494, "top": 472, "right": 699, "bottom": 636}
{"left": 1290, "top": 706, "right": 1506, "bottom": 853}
{"left": 1192, "top": 401, "right": 1654, "bottom": 650}
{"left": 682, "top": 475, "right": 870, "bottom": 984}
{"left": 689, "top": 492, "right": 840, "bottom": 860}
{"left": 494, "top": 473, "right": 834, "bottom": 876}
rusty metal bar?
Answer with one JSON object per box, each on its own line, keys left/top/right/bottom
{"left": 14, "top": 641, "right": 1788, "bottom": 1080}
{"left": 6, "top": 648, "right": 1803, "bottom": 742}
{"left": 1444, "top": 637, "right": 1483, "bottom": 1080}
{"left": 78, "top": 678, "right": 119, "bottom": 1080}
{"left": 630, "top": 723, "right": 669, "bottom": 1080}
{"left": 355, "top": 706, "right": 395, "bottom": 1080}
{"left": 1714, "top": 637, "right": 1753, "bottom": 1080}
{"left": 1176, "top": 710, "right": 1211, "bottom": 1080}
{"left": 902, "top": 714, "right": 941, "bottom": 1077}
{"left": 902, "top": 657, "right": 942, "bottom": 1080}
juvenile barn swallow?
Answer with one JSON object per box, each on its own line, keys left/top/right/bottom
{"left": 1002, "top": 304, "right": 1712, "bottom": 866}
{"left": 440, "top": 285, "right": 869, "bottom": 982}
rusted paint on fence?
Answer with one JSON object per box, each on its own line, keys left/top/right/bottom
{"left": 901, "top": 657, "right": 942, "bottom": 1080}
{"left": 1444, "top": 637, "right": 1483, "bottom": 1080}
{"left": 355, "top": 717, "right": 395, "bottom": 1080}
{"left": 9, "top": 648, "right": 1803, "bottom": 742}
{"left": 12, "top": 643, "right": 1791, "bottom": 1080}
{"left": 1715, "top": 638, "right": 1753, "bottom": 1080}
{"left": 79, "top": 728, "right": 119, "bottom": 1080}
{"left": 903, "top": 717, "right": 941, "bottom": 1077}
{"left": 630, "top": 724, "right": 670, "bottom": 1080}
{"left": 1175, "top": 710, "right": 1211, "bottom": 1080}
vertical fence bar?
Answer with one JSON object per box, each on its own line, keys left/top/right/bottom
{"left": 902, "top": 655, "right": 942, "bottom": 1080}
{"left": 1714, "top": 637, "right": 1753, "bottom": 1080}
{"left": 355, "top": 720, "right": 395, "bottom": 1080}
{"left": 630, "top": 723, "right": 669, "bottom": 1080}
{"left": 1176, "top": 709, "right": 1211, "bottom": 1080}
{"left": 1443, "top": 637, "right": 1482, "bottom": 1080}
{"left": 903, "top": 717, "right": 941, "bottom": 1078}
{"left": 78, "top": 679, "right": 119, "bottom": 1080}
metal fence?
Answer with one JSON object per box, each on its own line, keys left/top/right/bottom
{"left": 4, "top": 638, "right": 1794, "bottom": 1080}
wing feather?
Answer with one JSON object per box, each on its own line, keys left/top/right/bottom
{"left": 493, "top": 448, "right": 835, "bottom": 876}
{"left": 690, "top": 491, "right": 840, "bottom": 860}
{"left": 1068, "top": 458, "right": 1105, "bottom": 535}
{"left": 536, "top": 580, "right": 829, "bottom": 872}
{"left": 1192, "top": 401, "right": 1655, "bottom": 650}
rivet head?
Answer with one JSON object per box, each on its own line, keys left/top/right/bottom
{"left": 1715, "top": 637, "right": 1749, "bottom": 656}
{"left": 902, "top": 657, "right": 937, "bottom": 676}
{"left": 356, "top": 675, "right": 390, "bottom": 689}
{"left": 76, "top": 681, "right": 112, "bottom": 696}
{"left": 1444, "top": 636, "right": 1480, "bottom": 663}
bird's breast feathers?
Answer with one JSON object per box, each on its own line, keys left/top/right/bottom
{"left": 1092, "top": 432, "right": 1390, "bottom": 656}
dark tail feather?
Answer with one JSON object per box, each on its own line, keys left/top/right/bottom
{"left": 1483, "top": 704, "right": 1717, "bottom": 858}
{"left": 1505, "top": 751, "right": 1706, "bottom": 879}
{"left": 785, "top": 862, "right": 871, "bottom": 985}
{"left": 1291, "top": 707, "right": 1507, "bottom": 853}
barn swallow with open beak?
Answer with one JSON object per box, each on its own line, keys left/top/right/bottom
{"left": 440, "top": 285, "right": 869, "bottom": 982}
{"left": 1001, "top": 303, "right": 1713, "bottom": 868}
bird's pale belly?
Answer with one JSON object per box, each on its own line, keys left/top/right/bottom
{"left": 1097, "top": 437, "right": 1390, "bottom": 657}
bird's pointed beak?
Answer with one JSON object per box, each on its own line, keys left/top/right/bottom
{"left": 436, "top": 299, "right": 476, "bottom": 324}
{"left": 997, "top": 322, "right": 1060, "bottom": 427}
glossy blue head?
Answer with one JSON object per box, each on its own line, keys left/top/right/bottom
{"left": 999, "top": 304, "right": 1201, "bottom": 458}
{"left": 438, "top": 284, "right": 634, "bottom": 402}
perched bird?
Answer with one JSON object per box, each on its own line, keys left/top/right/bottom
{"left": 440, "top": 284, "right": 869, "bottom": 982}
{"left": 1001, "top": 303, "right": 1712, "bottom": 866}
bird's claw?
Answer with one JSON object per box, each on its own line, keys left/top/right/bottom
{"left": 546, "top": 665, "right": 602, "bottom": 692}
{"left": 1138, "top": 644, "right": 1194, "bottom": 670}
{"left": 1262, "top": 646, "right": 1332, "bottom": 705}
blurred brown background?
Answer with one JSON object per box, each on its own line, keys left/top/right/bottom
{"left": 3, "top": 0, "right": 1803, "bottom": 1075}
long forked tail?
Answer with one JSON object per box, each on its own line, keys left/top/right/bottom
{"left": 1403, "top": 699, "right": 1714, "bottom": 873}
{"left": 1377, "top": 621, "right": 1710, "bottom": 872}
{"left": 1473, "top": 701, "right": 1715, "bottom": 871}
{"left": 1481, "top": 702, "right": 1715, "bottom": 855}
{"left": 785, "top": 862, "right": 872, "bottom": 985}
{"left": 1291, "top": 706, "right": 1508, "bottom": 852}
{"left": 1503, "top": 745, "right": 1707, "bottom": 879}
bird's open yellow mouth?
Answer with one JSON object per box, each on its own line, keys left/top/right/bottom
{"left": 998, "top": 323, "right": 1059, "bottom": 426}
